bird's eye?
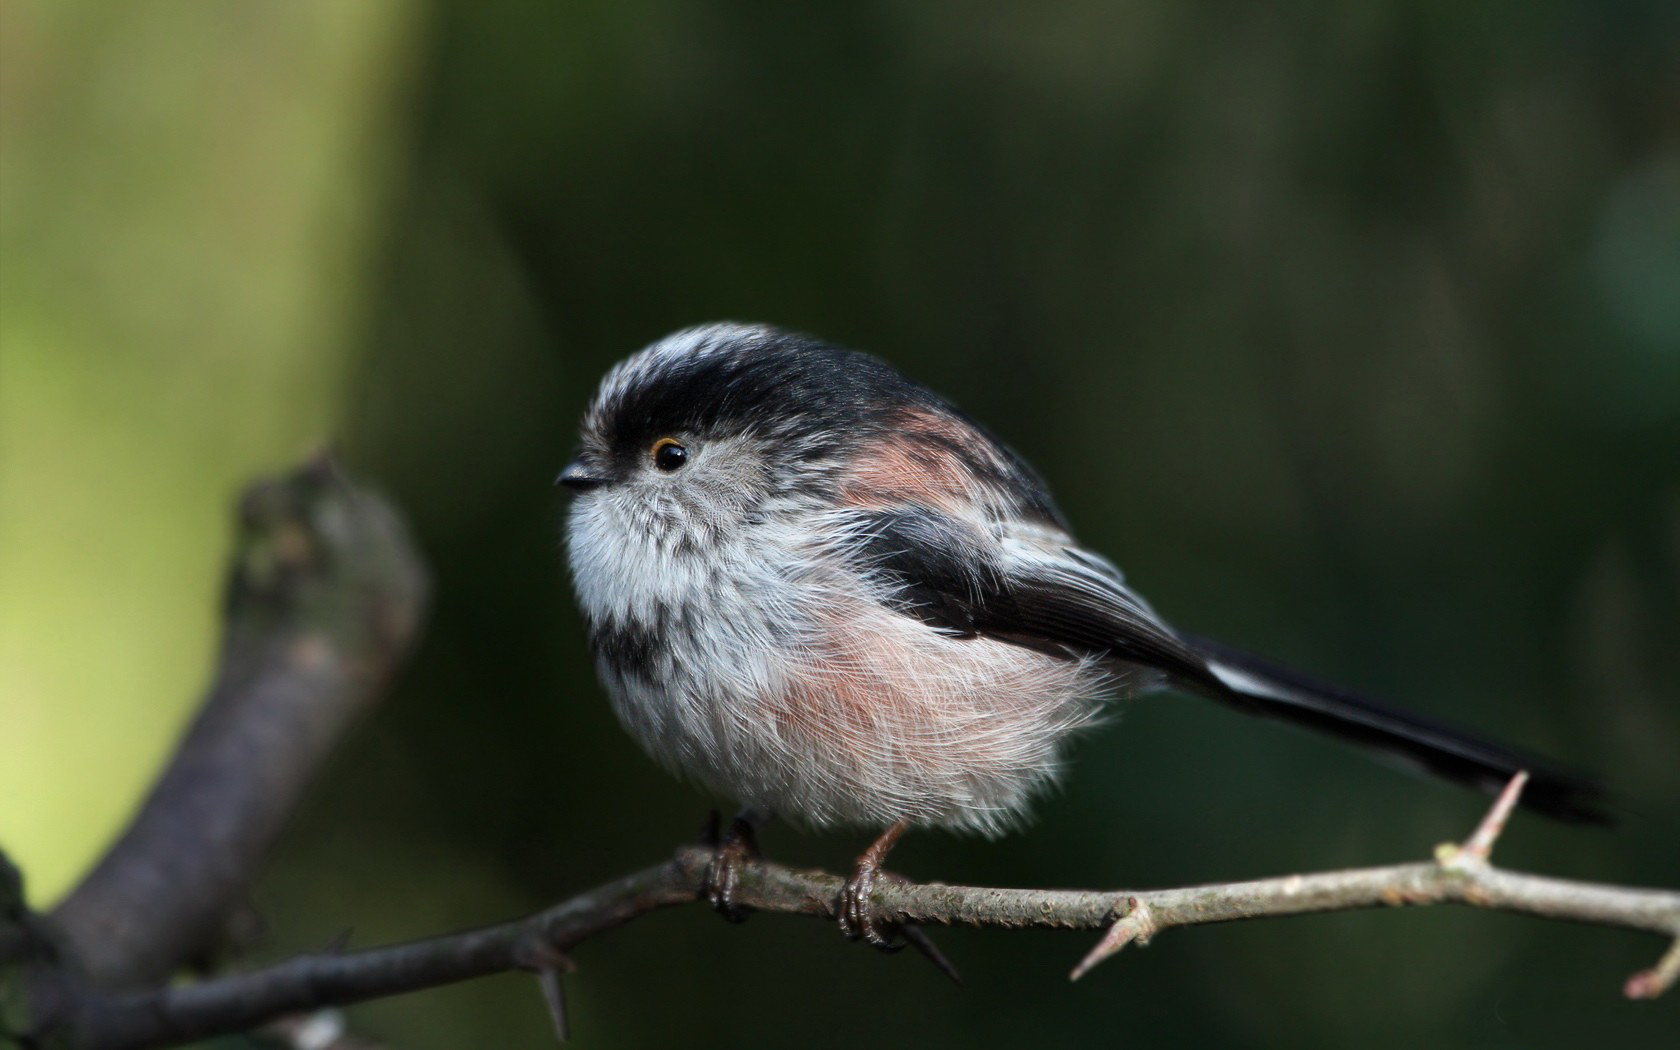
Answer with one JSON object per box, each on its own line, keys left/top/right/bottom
{"left": 651, "top": 437, "right": 689, "bottom": 472}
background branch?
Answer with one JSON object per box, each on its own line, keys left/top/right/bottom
{"left": 52, "top": 802, "right": 1680, "bottom": 1050}
{"left": 46, "top": 455, "right": 430, "bottom": 992}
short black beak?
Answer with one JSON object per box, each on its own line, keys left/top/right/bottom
{"left": 556, "top": 459, "right": 610, "bottom": 492}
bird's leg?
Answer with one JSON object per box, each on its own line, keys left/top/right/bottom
{"left": 838, "top": 819, "right": 910, "bottom": 949}
{"left": 836, "top": 821, "right": 961, "bottom": 981}
{"left": 700, "top": 808, "right": 764, "bottom": 923}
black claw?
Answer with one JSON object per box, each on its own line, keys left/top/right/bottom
{"left": 864, "top": 926, "right": 907, "bottom": 953}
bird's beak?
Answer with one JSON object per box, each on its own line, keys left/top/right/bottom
{"left": 556, "top": 459, "right": 611, "bottom": 492}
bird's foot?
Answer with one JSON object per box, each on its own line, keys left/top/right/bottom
{"left": 834, "top": 820, "right": 961, "bottom": 981}
{"left": 837, "top": 819, "right": 909, "bottom": 947}
{"left": 700, "top": 810, "right": 759, "bottom": 923}
{"left": 838, "top": 852, "right": 903, "bottom": 950}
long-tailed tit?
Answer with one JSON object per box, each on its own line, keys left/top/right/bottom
{"left": 560, "top": 323, "right": 1605, "bottom": 948}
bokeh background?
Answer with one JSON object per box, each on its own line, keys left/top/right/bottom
{"left": 3, "top": 2, "right": 1677, "bottom": 1047}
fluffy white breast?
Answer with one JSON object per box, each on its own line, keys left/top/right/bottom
{"left": 569, "top": 492, "right": 1131, "bottom": 835}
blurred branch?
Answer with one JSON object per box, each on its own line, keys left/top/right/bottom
{"left": 46, "top": 454, "right": 430, "bottom": 991}
{"left": 40, "top": 785, "right": 1680, "bottom": 1049}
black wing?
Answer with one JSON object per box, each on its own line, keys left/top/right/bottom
{"left": 835, "top": 506, "right": 1610, "bottom": 825}
{"left": 837, "top": 507, "right": 1223, "bottom": 690}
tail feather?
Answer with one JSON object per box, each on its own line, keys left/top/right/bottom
{"left": 1180, "top": 634, "right": 1611, "bottom": 825}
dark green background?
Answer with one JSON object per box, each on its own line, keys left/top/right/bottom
{"left": 8, "top": 2, "right": 1678, "bottom": 1047}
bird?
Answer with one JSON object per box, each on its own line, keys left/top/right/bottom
{"left": 558, "top": 322, "right": 1606, "bottom": 953}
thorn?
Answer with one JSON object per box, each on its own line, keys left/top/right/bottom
{"left": 1070, "top": 897, "right": 1153, "bottom": 981}
{"left": 536, "top": 963, "right": 570, "bottom": 1042}
{"left": 514, "top": 936, "right": 577, "bottom": 1042}
{"left": 1624, "top": 938, "right": 1680, "bottom": 1000}
{"left": 1457, "top": 771, "right": 1529, "bottom": 866}
{"left": 899, "top": 925, "right": 962, "bottom": 984}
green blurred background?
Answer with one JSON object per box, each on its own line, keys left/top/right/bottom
{"left": 3, "top": 1, "right": 1677, "bottom": 1046}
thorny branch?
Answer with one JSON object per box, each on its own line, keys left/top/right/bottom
{"left": 20, "top": 783, "right": 1680, "bottom": 1050}
{"left": 3, "top": 457, "right": 1675, "bottom": 1050}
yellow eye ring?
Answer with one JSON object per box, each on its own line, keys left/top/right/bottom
{"left": 650, "top": 437, "right": 690, "bottom": 472}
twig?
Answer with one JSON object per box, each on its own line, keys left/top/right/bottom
{"left": 1625, "top": 939, "right": 1680, "bottom": 1001}
{"left": 1069, "top": 771, "right": 1560, "bottom": 979}
{"left": 1455, "top": 769, "right": 1527, "bottom": 863}
{"left": 46, "top": 813, "right": 1680, "bottom": 1050}
{"left": 48, "top": 454, "right": 430, "bottom": 991}
{"left": 60, "top": 861, "right": 695, "bottom": 1050}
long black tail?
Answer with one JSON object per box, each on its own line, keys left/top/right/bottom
{"left": 1181, "top": 634, "right": 1611, "bottom": 825}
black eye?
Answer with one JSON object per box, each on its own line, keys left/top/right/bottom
{"left": 651, "top": 437, "right": 689, "bottom": 472}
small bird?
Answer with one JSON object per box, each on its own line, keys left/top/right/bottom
{"left": 559, "top": 322, "right": 1605, "bottom": 950}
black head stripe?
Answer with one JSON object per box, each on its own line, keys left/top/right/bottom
{"left": 595, "top": 327, "right": 937, "bottom": 451}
